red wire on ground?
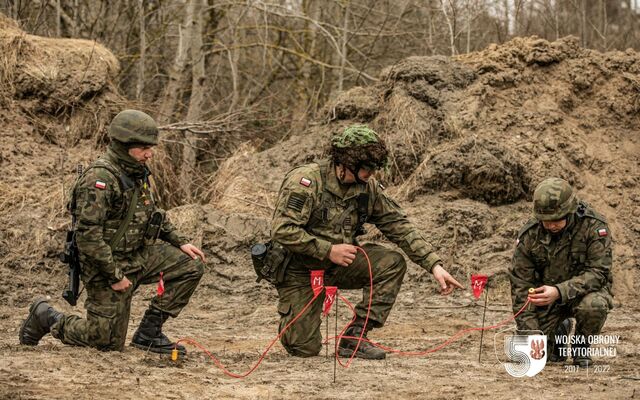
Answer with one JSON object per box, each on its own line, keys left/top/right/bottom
{"left": 175, "top": 246, "right": 531, "bottom": 377}
{"left": 174, "top": 290, "right": 321, "bottom": 379}
{"left": 331, "top": 294, "right": 531, "bottom": 357}
{"left": 335, "top": 246, "right": 374, "bottom": 368}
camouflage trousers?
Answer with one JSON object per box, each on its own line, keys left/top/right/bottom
{"left": 276, "top": 243, "right": 407, "bottom": 357}
{"left": 51, "top": 243, "right": 204, "bottom": 351}
{"left": 526, "top": 289, "right": 613, "bottom": 346}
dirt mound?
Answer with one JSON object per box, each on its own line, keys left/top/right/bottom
{"left": 397, "top": 137, "right": 530, "bottom": 205}
{"left": 0, "top": 14, "right": 121, "bottom": 141}
{"left": 1, "top": 25, "right": 118, "bottom": 113}
{"left": 214, "top": 35, "right": 639, "bottom": 304}
{"left": 0, "top": 13, "right": 123, "bottom": 295}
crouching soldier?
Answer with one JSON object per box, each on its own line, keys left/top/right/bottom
{"left": 510, "top": 177, "right": 614, "bottom": 367}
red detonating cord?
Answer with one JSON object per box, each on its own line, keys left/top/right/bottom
{"left": 174, "top": 290, "right": 321, "bottom": 378}
{"left": 331, "top": 294, "right": 531, "bottom": 357}
{"left": 173, "top": 246, "right": 530, "bottom": 378}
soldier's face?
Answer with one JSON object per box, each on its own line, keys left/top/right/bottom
{"left": 542, "top": 218, "right": 567, "bottom": 233}
{"left": 357, "top": 167, "right": 374, "bottom": 183}
{"left": 128, "top": 145, "right": 154, "bottom": 164}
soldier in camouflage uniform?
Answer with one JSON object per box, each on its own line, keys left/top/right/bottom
{"left": 510, "top": 177, "right": 613, "bottom": 367}
{"left": 271, "top": 125, "right": 464, "bottom": 359}
{"left": 19, "top": 110, "right": 206, "bottom": 354}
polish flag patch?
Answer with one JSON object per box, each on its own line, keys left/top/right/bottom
{"left": 95, "top": 180, "right": 107, "bottom": 190}
{"left": 300, "top": 177, "right": 312, "bottom": 187}
{"left": 597, "top": 228, "right": 608, "bottom": 237}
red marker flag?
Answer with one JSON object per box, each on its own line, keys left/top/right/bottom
{"left": 157, "top": 271, "right": 165, "bottom": 297}
{"left": 310, "top": 270, "right": 324, "bottom": 296}
{"left": 322, "top": 286, "right": 338, "bottom": 317}
{"left": 471, "top": 274, "right": 488, "bottom": 299}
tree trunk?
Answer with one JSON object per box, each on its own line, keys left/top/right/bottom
{"left": 337, "top": 0, "right": 349, "bottom": 93}
{"left": 56, "top": 0, "right": 61, "bottom": 36}
{"left": 441, "top": 0, "right": 457, "bottom": 55}
{"left": 466, "top": 0, "right": 472, "bottom": 53}
{"left": 157, "top": 0, "right": 195, "bottom": 124}
{"left": 181, "top": 0, "right": 207, "bottom": 201}
{"left": 503, "top": 0, "right": 510, "bottom": 39}
{"left": 136, "top": 0, "right": 146, "bottom": 101}
{"left": 227, "top": 7, "right": 241, "bottom": 113}
{"left": 292, "top": 0, "right": 321, "bottom": 131}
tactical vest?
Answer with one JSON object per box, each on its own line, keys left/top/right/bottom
{"left": 71, "top": 157, "right": 155, "bottom": 254}
{"left": 305, "top": 160, "right": 370, "bottom": 245}
{"left": 518, "top": 201, "right": 612, "bottom": 288}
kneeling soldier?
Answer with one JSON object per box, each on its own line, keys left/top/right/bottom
{"left": 510, "top": 177, "right": 613, "bottom": 367}
{"left": 20, "top": 110, "right": 206, "bottom": 354}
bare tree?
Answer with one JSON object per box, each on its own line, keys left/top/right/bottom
{"left": 157, "top": 0, "right": 193, "bottom": 124}
{"left": 136, "top": 0, "right": 145, "bottom": 101}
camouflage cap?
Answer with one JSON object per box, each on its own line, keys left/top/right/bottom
{"left": 533, "top": 177, "right": 577, "bottom": 220}
{"left": 331, "top": 125, "right": 381, "bottom": 148}
{"left": 108, "top": 110, "right": 159, "bottom": 146}
{"left": 330, "top": 125, "right": 388, "bottom": 171}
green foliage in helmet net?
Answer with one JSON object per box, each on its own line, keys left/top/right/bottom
{"left": 330, "top": 125, "right": 389, "bottom": 173}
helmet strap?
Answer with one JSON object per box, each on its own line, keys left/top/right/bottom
{"left": 338, "top": 165, "right": 347, "bottom": 183}
{"left": 353, "top": 166, "right": 367, "bottom": 185}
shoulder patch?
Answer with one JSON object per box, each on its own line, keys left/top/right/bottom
{"left": 596, "top": 228, "right": 608, "bottom": 237}
{"left": 287, "top": 192, "right": 307, "bottom": 213}
{"left": 95, "top": 180, "right": 107, "bottom": 190}
{"left": 300, "top": 177, "right": 312, "bottom": 187}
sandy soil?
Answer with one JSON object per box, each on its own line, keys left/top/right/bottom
{"left": 0, "top": 14, "right": 638, "bottom": 400}
{"left": 2, "top": 265, "right": 639, "bottom": 399}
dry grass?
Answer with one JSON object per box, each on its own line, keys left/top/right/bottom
{"left": 207, "top": 142, "right": 275, "bottom": 217}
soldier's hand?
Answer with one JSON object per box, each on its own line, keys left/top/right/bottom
{"left": 432, "top": 264, "right": 464, "bottom": 296}
{"left": 180, "top": 243, "right": 206, "bottom": 262}
{"left": 329, "top": 244, "right": 358, "bottom": 267}
{"left": 111, "top": 276, "right": 132, "bottom": 292}
{"left": 528, "top": 285, "right": 560, "bottom": 306}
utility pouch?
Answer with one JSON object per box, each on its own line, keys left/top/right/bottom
{"left": 144, "top": 210, "right": 165, "bottom": 246}
{"left": 251, "top": 241, "right": 291, "bottom": 285}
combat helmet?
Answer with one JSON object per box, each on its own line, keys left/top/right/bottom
{"left": 532, "top": 177, "right": 577, "bottom": 220}
{"left": 330, "top": 125, "right": 388, "bottom": 172}
{"left": 108, "top": 110, "right": 159, "bottom": 146}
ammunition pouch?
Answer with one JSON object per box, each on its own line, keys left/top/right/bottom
{"left": 251, "top": 241, "right": 291, "bottom": 285}
{"left": 144, "top": 210, "right": 165, "bottom": 246}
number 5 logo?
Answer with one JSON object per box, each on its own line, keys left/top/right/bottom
{"left": 503, "top": 334, "right": 547, "bottom": 377}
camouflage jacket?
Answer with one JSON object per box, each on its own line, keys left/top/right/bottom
{"left": 71, "top": 150, "right": 188, "bottom": 284}
{"left": 509, "top": 201, "right": 613, "bottom": 330}
{"left": 270, "top": 159, "right": 442, "bottom": 271}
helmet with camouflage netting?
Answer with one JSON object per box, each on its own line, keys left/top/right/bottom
{"left": 108, "top": 110, "right": 159, "bottom": 146}
{"left": 532, "top": 177, "right": 577, "bottom": 220}
{"left": 330, "top": 125, "right": 388, "bottom": 172}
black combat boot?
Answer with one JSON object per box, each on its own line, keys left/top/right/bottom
{"left": 549, "top": 318, "right": 572, "bottom": 363}
{"left": 131, "top": 309, "right": 186, "bottom": 355}
{"left": 19, "top": 297, "right": 64, "bottom": 345}
{"left": 337, "top": 322, "right": 386, "bottom": 360}
{"left": 572, "top": 334, "right": 592, "bottom": 368}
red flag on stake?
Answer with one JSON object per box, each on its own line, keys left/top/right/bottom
{"left": 471, "top": 274, "right": 488, "bottom": 299}
{"left": 310, "top": 270, "right": 324, "bottom": 296}
{"left": 322, "top": 286, "right": 337, "bottom": 317}
{"left": 157, "top": 271, "right": 165, "bottom": 297}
